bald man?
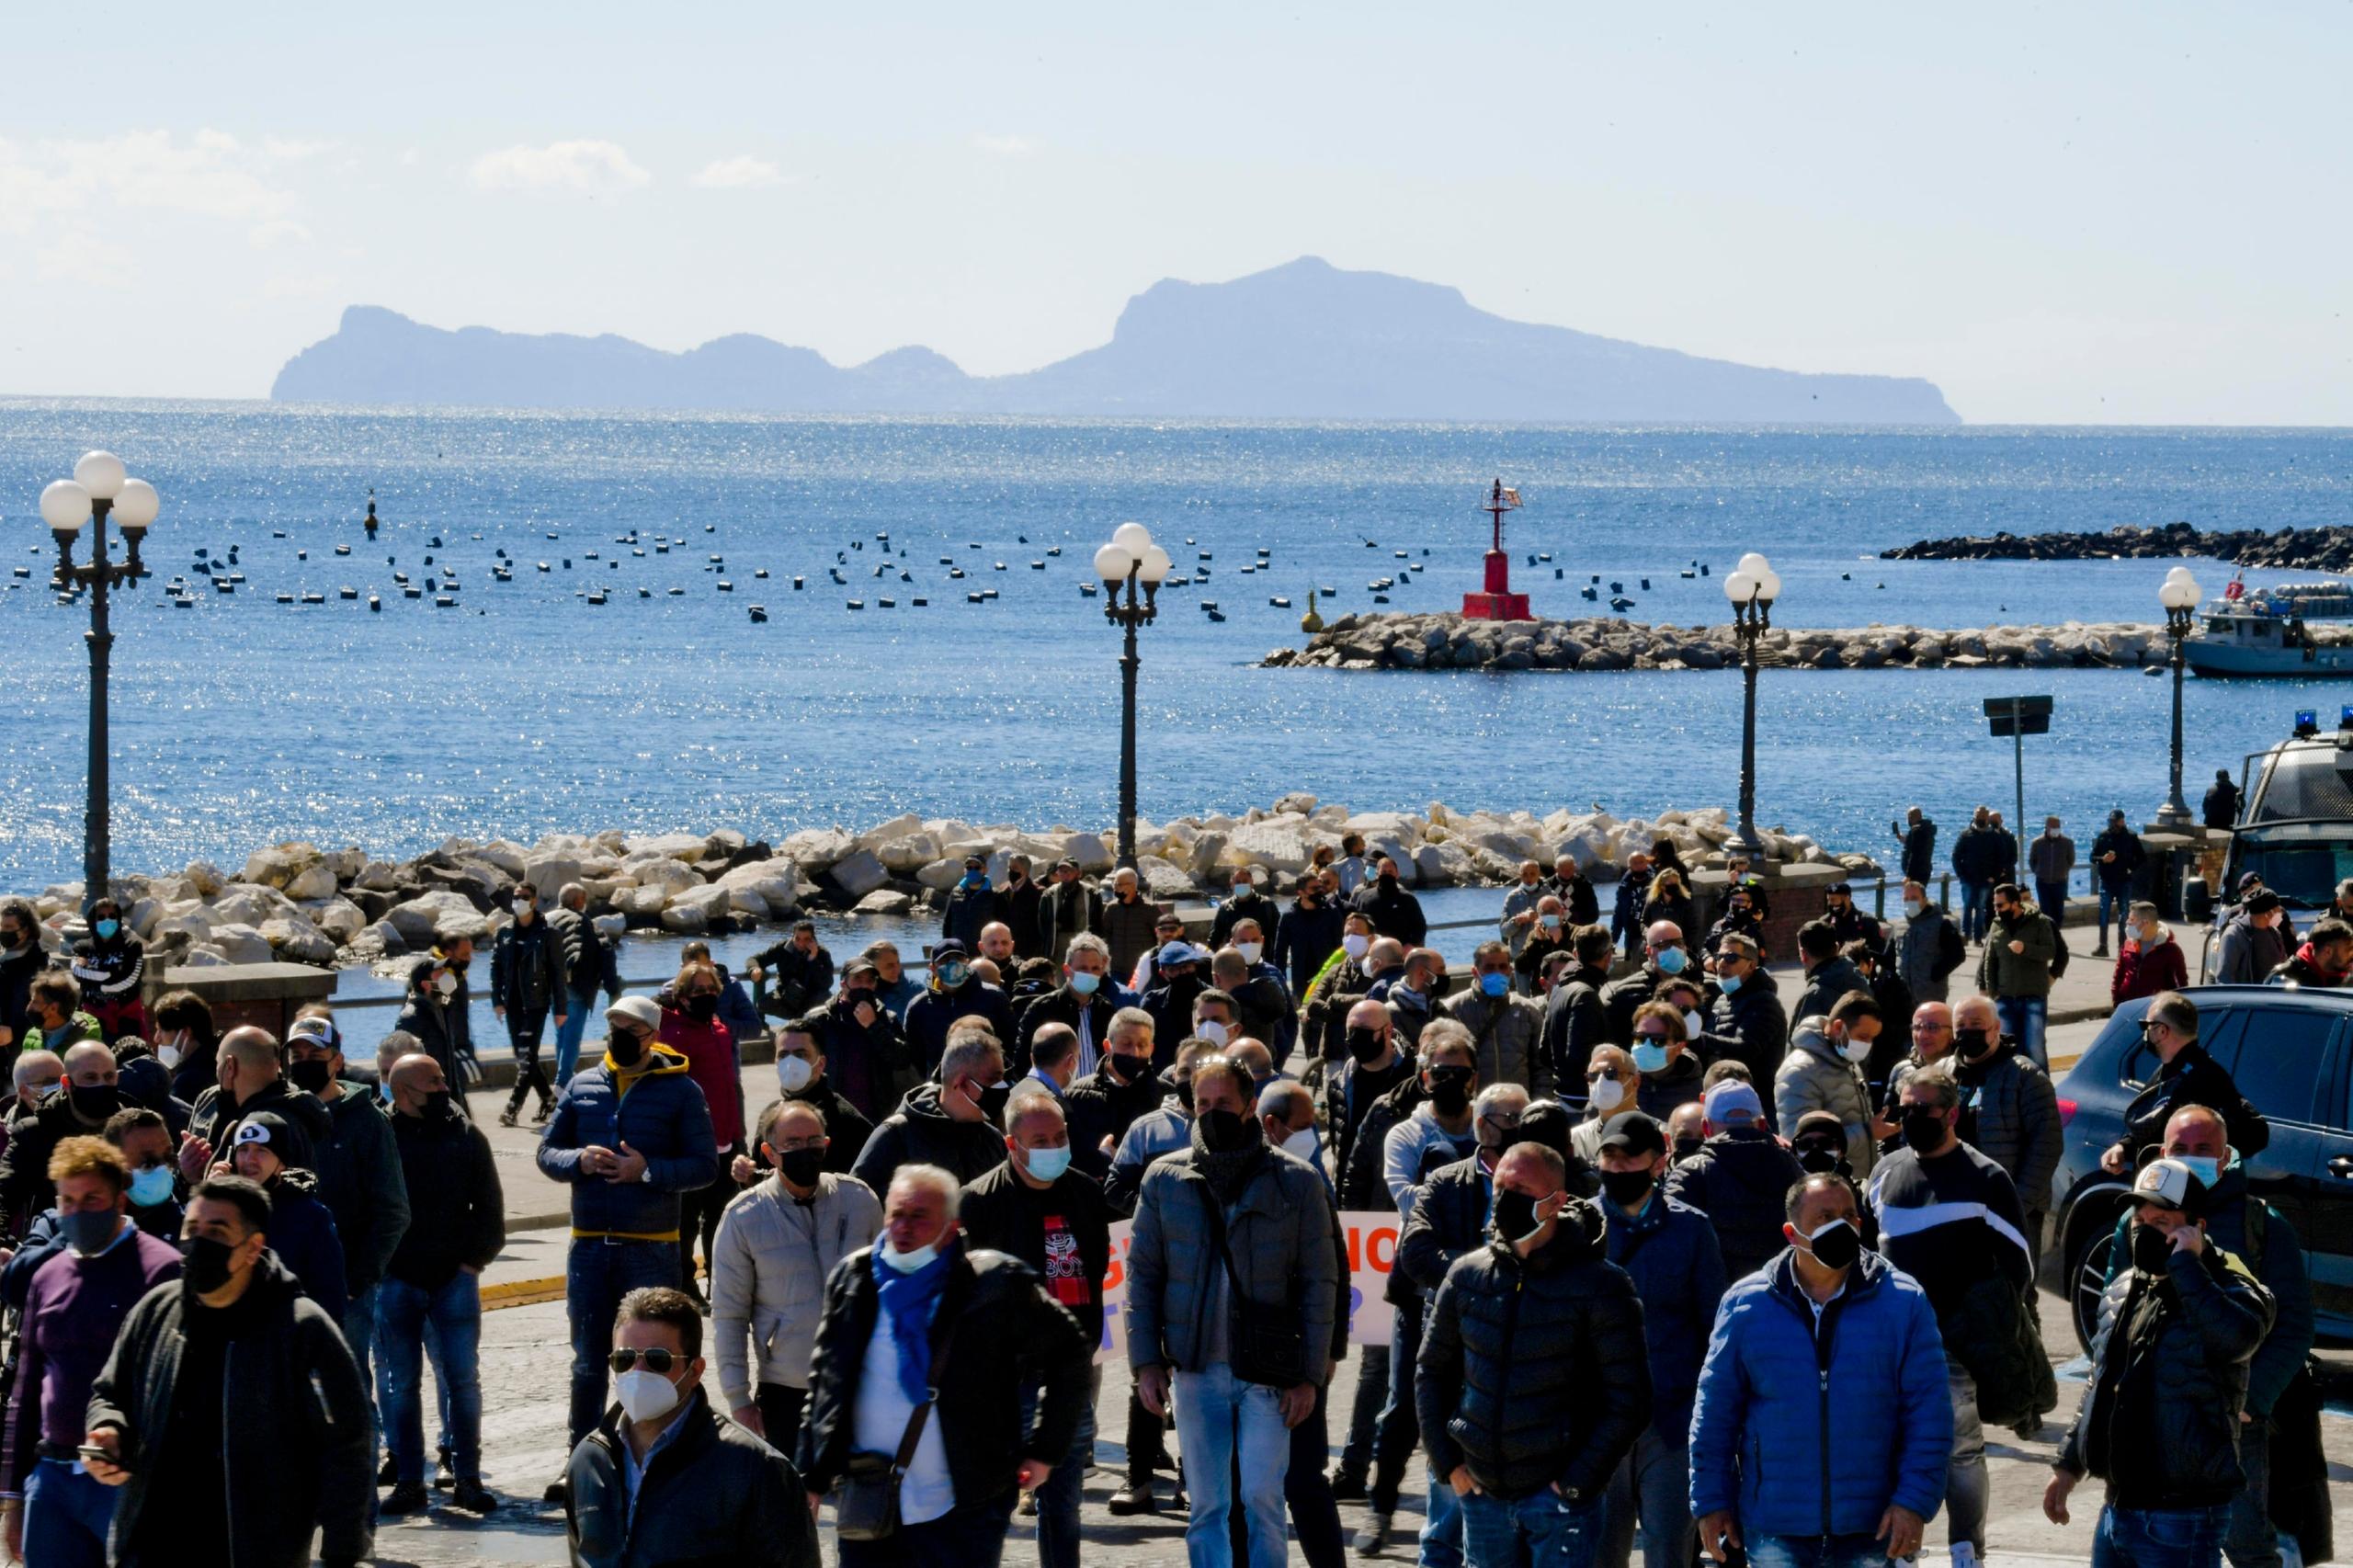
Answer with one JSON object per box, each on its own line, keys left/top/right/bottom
{"left": 179, "top": 1026, "right": 331, "bottom": 1185}
{"left": 0, "top": 1040, "right": 126, "bottom": 1226}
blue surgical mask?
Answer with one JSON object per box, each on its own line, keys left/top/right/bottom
{"left": 94, "top": 919, "right": 120, "bottom": 940}
{"left": 1024, "top": 1144, "right": 1074, "bottom": 1183}
{"left": 2173, "top": 1154, "right": 2222, "bottom": 1188}
{"left": 1655, "top": 947, "right": 1688, "bottom": 975}
{"left": 1069, "top": 971, "right": 1101, "bottom": 996}
{"left": 1719, "top": 972, "right": 1744, "bottom": 994}
{"left": 62, "top": 1208, "right": 121, "bottom": 1256}
{"left": 938, "top": 962, "right": 970, "bottom": 989}
{"left": 880, "top": 1238, "right": 939, "bottom": 1274}
{"left": 1480, "top": 971, "right": 1510, "bottom": 998}
{"left": 129, "top": 1165, "right": 176, "bottom": 1207}
{"left": 1632, "top": 1040, "right": 1670, "bottom": 1074}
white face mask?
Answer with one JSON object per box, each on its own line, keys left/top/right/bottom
{"left": 1586, "top": 1076, "right": 1625, "bottom": 1113}
{"left": 434, "top": 971, "right": 458, "bottom": 998}
{"left": 881, "top": 1238, "right": 939, "bottom": 1274}
{"left": 777, "top": 1055, "right": 815, "bottom": 1094}
{"left": 1342, "top": 933, "right": 1370, "bottom": 960}
{"left": 1195, "top": 1019, "right": 1229, "bottom": 1047}
{"left": 1682, "top": 1009, "right": 1705, "bottom": 1039}
{"left": 1902, "top": 900, "right": 1925, "bottom": 918}
{"left": 158, "top": 1042, "right": 184, "bottom": 1071}
{"left": 1235, "top": 940, "right": 1263, "bottom": 965}
{"left": 1837, "top": 1033, "right": 1872, "bottom": 1065}
{"left": 1281, "top": 1126, "right": 1321, "bottom": 1165}
{"left": 616, "top": 1367, "right": 682, "bottom": 1424}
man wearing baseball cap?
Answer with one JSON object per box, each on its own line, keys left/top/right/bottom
{"left": 1665, "top": 1082, "right": 1802, "bottom": 1283}
{"left": 2046, "top": 1158, "right": 2276, "bottom": 1567}
{"left": 535, "top": 993, "right": 718, "bottom": 1494}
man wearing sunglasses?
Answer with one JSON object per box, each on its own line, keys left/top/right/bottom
{"left": 564, "top": 1285, "right": 816, "bottom": 1568}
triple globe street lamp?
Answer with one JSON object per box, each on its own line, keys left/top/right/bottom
{"left": 2152, "top": 565, "right": 2203, "bottom": 831}
{"left": 1722, "top": 551, "right": 1783, "bottom": 863}
{"left": 38, "top": 450, "right": 161, "bottom": 913}
{"left": 1095, "top": 522, "right": 1172, "bottom": 872}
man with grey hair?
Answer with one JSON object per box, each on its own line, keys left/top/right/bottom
{"left": 1063, "top": 1006, "right": 1158, "bottom": 1182}
{"left": 1015, "top": 932, "right": 1120, "bottom": 1077}
{"left": 850, "top": 1031, "right": 1011, "bottom": 1192}
{"left": 2, "top": 1050, "right": 61, "bottom": 1144}
{"left": 798, "top": 1163, "right": 1089, "bottom": 1560}
{"left": 179, "top": 1026, "right": 331, "bottom": 1183}
{"left": 546, "top": 880, "right": 623, "bottom": 1089}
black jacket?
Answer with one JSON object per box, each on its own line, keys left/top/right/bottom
{"left": 1012, "top": 984, "right": 1119, "bottom": 1076}
{"left": 1698, "top": 969, "right": 1790, "bottom": 1090}
{"left": 1897, "top": 817, "right": 1937, "bottom": 884}
{"left": 904, "top": 980, "right": 1016, "bottom": 1077}
{"left": 1666, "top": 1128, "right": 1803, "bottom": 1282}
{"left": 2091, "top": 825, "right": 2147, "bottom": 891}
{"left": 0, "top": 1087, "right": 122, "bottom": 1232}
{"left": 1211, "top": 889, "right": 1282, "bottom": 949}
{"left": 549, "top": 904, "right": 624, "bottom": 1003}
{"left": 810, "top": 993, "right": 912, "bottom": 1122}
{"left": 1398, "top": 1149, "right": 1601, "bottom": 1290}
{"left": 1003, "top": 877, "right": 1048, "bottom": 960}
{"left": 186, "top": 1076, "right": 333, "bottom": 1165}
{"left": 312, "top": 1085, "right": 410, "bottom": 1296}
{"left": 1342, "top": 1071, "right": 1427, "bottom": 1211}
{"left": 1542, "top": 962, "right": 1614, "bottom": 1088}
{"left": 1039, "top": 881, "right": 1106, "bottom": 968}
{"left": 88, "top": 1255, "right": 373, "bottom": 1568}
{"left": 750, "top": 941, "right": 835, "bottom": 1020}
{"left": 1062, "top": 1058, "right": 1163, "bottom": 1179}
{"left": 1791, "top": 956, "right": 1870, "bottom": 1029}
{"left": 1272, "top": 901, "right": 1347, "bottom": 996}
{"left": 1542, "top": 871, "right": 1603, "bottom": 928}
{"left": 779, "top": 1078, "right": 873, "bottom": 1176}
{"left": 1416, "top": 1202, "right": 1651, "bottom": 1501}
{"left": 941, "top": 881, "right": 1009, "bottom": 950}
{"left": 387, "top": 1104, "right": 506, "bottom": 1290}
{"left": 566, "top": 1387, "right": 817, "bottom": 1568}
{"left": 1352, "top": 880, "right": 1428, "bottom": 947}
{"left": 960, "top": 1160, "right": 1114, "bottom": 1346}
{"left": 797, "top": 1244, "right": 1089, "bottom": 1506}
{"left": 2202, "top": 779, "right": 2243, "bottom": 831}
{"left": 2061, "top": 1241, "right": 2276, "bottom": 1508}
{"left": 849, "top": 1083, "right": 1009, "bottom": 1194}
{"left": 1952, "top": 824, "right": 2004, "bottom": 883}
{"left": 2119, "top": 1040, "right": 2270, "bottom": 1165}
{"left": 491, "top": 914, "right": 566, "bottom": 1018}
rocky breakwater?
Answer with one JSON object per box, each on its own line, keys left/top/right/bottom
{"left": 1264, "top": 611, "right": 2178, "bottom": 672}
{"left": 1882, "top": 519, "right": 2353, "bottom": 574}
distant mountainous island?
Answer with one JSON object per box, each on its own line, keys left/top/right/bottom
{"left": 271, "top": 256, "right": 1960, "bottom": 424}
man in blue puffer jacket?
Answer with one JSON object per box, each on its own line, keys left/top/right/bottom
{"left": 537, "top": 994, "right": 719, "bottom": 1476}
{"left": 1690, "top": 1172, "right": 1951, "bottom": 1568}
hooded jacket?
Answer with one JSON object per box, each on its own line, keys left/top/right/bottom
{"left": 710, "top": 1171, "right": 882, "bottom": 1404}
{"left": 537, "top": 1043, "right": 721, "bottom": 1241}
{"left": 2269, "top": 942, "right": 2347, "bottom": 989}
{"left": 657, "top": 1006, "right": 744, "bottom": 1148}
{"left": 1976, "top": 903, "right": 2058, "bottom": 998}
{"left": 87, "top": 1253, "right": 374, "bottom": 1568}
{"left": 2111, "top": 926, "right": 2188, "bottom": 1003}
{"left": 256, "top": 1167, "right": 349, "bottom": 1323}
{"left": 185, "top": 1077, "right": 332, "bottom": 1170}
{"left": 566, "top": 1385, "right": 818, "bottom": 1568}
{"left": 490, "top": 914, "right": 565, "bottom": 1019}
{"left": 1665, "top": 1129, "right": 1804, "bottom": 1284}
{"left": 2216, "top": 913, "right": 2290, "bottom": 985}
{"left": 1773, "top": 1019, "right": 1878, "bottom": 1178}
{"left": 1415, "top": 1200, "right": 1651, "bottom": 1501}
{"left": 1790, "top": 956, "right": 1870, "bottom": 1033}
{"left": 847, "top": 1082, "right": 1009, "bottom": 1195}
{"left": 1699, "top": 968, "right": 1789, "bottom": 1088}
{"left": 386, "top": 1100, "right": 504, "bottom": 1291}
{"left": 1688, "top": 1247, "right": 1952, "bottom": 1539}
{"left": 1603, "top": 1189, "right": 1726, "bottom": 1442}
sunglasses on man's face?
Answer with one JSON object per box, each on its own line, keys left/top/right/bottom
{"left": 1586, "top": 1066, "right": 1623, "bottom": 1083}
{"left": 609, "top": 1346, "right": 680, "bottom": 1375}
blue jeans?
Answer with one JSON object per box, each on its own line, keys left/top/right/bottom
{"left": 2038, "top": 881, "right": 2069, "bottom": 928}
{"left": 1459, "top": 1485, "right": 1602, "bottom": 1568}
{"left": 1995, "top": 994, "right": 2048, "bottom": 1070}
{"left": 1174, "top": 1361, "right": 1293, "bottom": 1568}
{"left": 566, "top": 1239, "right": 679, "bottom": 1445}
{"left": 2095, "top": 1504, "right": 2233, "bottom": 1568}
{"left": 1021, "top": 1371, "right": 1097, "bottom": 1568}
{"left": 1601, "top": 1428, "right": 1691, "bottom": 1568}
{"left": 341, "top": 1282, "right": 381, "bottom": 1517}
{"left": 24, "top": 1458, "right": 114, "bottom": 1568}
{"left": 1423, "top": 1464, "right": 1467, "bottom": 1568}
{"left": 380, "top": 1272, "right": 485, "bottom": 1484}
{"left": 1961, "top": 881, "right": 1993, "bottom": 941}
{"left": 554, "top": 987, "right": 597, "bottom": 1086}
{"left": 1745, "top": 1534, "right": 1888, "bottom": 1568}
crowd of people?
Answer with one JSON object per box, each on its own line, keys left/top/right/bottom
{"left": 0, "top": 807, "right": 2337, "bottom": 1568}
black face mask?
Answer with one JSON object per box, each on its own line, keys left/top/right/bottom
{"left": 1173, "top": 1076, "right": 1196, "bottom": 1112}
{"left": 1427, "top": 1066, "right": 1475, "bottom": 1116}
{"left": 448, "top": 958, "right": 470, "bottom": 975}
{"left": 1954, "top": 1027, "right": 1993, "bottom": 1059}
{"left": 684, "top": 994, "right": 720, "bottom": 1023}
{"left": 1379, "top": 871, "right": 1398, "bottom": 887}
{"left": 1599, "top": 1168, "right": 1654, "bottom": 1210}
{"left": 1900, "top": 1111, "right": 1950, "bottom": 1153}
{"left": 1672, "top": 1135, "right": 1704, "bottom": 1161}
{"left": 287, "top": 1059, "right": 334, "bottom": 1095}
{"left": 1197, "top": 1108, "right": 1258, "bottom": 1153}
{"left": 973, "top": 1080, "right": 1011, "bottom": 1123}
{"left": 608, "top": 1029, "right": 645, "bottom": 1068}
{"left": 1105, "top": 1051, "right": 1147, "bottom": 1085}
{"left": 70, "top": 1083, "right": 121, "bottom": 1121}
{"left": 777, "top": 1147, "right": 826, "bottom": 1187}
{"left": 1800, "top": 1218, "right": 1862, "bottom": 1271}
{"left": 1347, "top": 1028, "right": 1387, "bottom": 1065}
{"left": 1492, "top": 1189, "right": 1542, "bottom": 1244}
{"left": 1794, "top": 1142, "right": 1848, "bottom": 1176}
{"left": 2131, "top": 1221, "right": 2177, "bottom": 1275}
{"left": 182, "top": 1233, "right": 239, "bottom": 1295}
{"left": 421, "top": 1088, "right": 452, "bottom": 1119}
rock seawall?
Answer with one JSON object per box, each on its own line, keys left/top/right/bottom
{"left": 1881, "top": 520, "right": 2353, "bottom": 574}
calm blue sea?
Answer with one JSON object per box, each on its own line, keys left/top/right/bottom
{"left": 2, "top": 404, "right": 2348, "bottom": 901}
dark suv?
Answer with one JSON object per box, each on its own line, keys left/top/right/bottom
{"left": 2046, "top": 984, "right": 2353, "bottom": 1351}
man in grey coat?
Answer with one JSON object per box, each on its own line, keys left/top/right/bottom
{"left": 1437, "top": 941, "right": 1552, "bottom": 1098}
{"left": 1893, "top": 881, "right": 1963, "bottom": 1006}
{"left": 1128, "top": 1054, "right": 1340, "bottom": 1568}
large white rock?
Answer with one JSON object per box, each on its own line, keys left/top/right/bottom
{"left": 210, "top": 888, "right": 278, "bottom": 927}
{"left": 723, "top": 888, "right": 770, "bottom": 919}
{"left": 666, "top": 883, "right": 732, "bottom": 916}
{"left": 619, "top": 884, "right": 672, "bottom": 918}
{"left": 658, "top": 903, "right": 711, "bottom": 933}
{"left": 855, "top": 889, "right": 916, "bottom": 916}
{"left": 626, "top": 833, "right": 710, "bottom": 864}
{"left": 471, "top": 840, "right": 529, "bottom": 878}
{"left": 304, "top": 897, "right": 368, "bottom": 941}
{"left": 1057, "top": 833, "right": 1112, "bottom": 874}
{"left": 915, "top": 858, "right": 966, "bottom": 892}
{"left": 830, "top": 849, "right": 890, "bottom": 900}
{"left": 1139, "top": 857, "right": 1195, "bottom": 900}
{"left": 358, "top": 919, "right": 405, "bottom": 955}
{"left": 857, "top": 813, "right": 924, "bottom": 848}
{"left": 631, "top": 858, "right": 700, "bottom": 897}
{"left": 356, "top": 860, "right": 401, "bottom": 892}
{"left": 208, "top": 923, "right": 276, "bottom": 965}
{"left": 260, "top": 917, "right": 337, "bottom": 966}
{"left": 1187, "top": 831, "right": 1229, "bottom": 880}
{"left": 240, "top": 843, "right": 319, "bottom": 890}
{"left": 285, "top": 863, "right": 340, "bottom": 902}
{"left": 384, "top": 890, "right": 483, "bottom": 946}
{"left": 522, "top": 854, "right": 584, "bottom": 899}
{"left": 183, "top": 860, "right": 226, "bottom": 896}
{"left": 779, "top": 829, "right": 855, "bottom": 871}
{"left": 1344, "top": 812, "right": 1426, "bottom": 843}
{"left": 874, "top": 834, "right": 942, "bottom": 874}
{"left": 323, "top": 847, "right": 367, "bottom": 881}
{"left": 1227, "top": 822, "right": 1311, "bottom": 874}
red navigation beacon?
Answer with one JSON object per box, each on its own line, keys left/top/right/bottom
{"left": 1460, "top": 478, "right": 1529, "bottom": 620}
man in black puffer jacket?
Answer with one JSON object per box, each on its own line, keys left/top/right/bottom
{"left": 2045, "top": 1158, "right": 2275, "bottom": 1562}
{"left": 1416, "top": 1142, "right": 1650, "bottom": 1563}
{"left": 1665, "top": 1081, "right": 1802, "bottom": 1283}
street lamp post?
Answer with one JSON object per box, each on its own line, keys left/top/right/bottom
{"left": 2153, "top": 566, "right": 2203, "bottom": 831}
{"left": 1095, "top": 522, "right": 1172, "bottom": 871}
{"left": 39, "top": 451, "right": 160, "bottom": 913}
{"left": 1722, "top": 551, "right": 1783, "bottom": 862}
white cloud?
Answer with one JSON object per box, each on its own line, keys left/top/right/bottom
{"left": 691, "top": 154, "right": 790, "bottom": 189}
{"left": 972, "top": 133, "right": 1038, "bottom": 157}
{"left": 470, "top": 140, "right": 651, "bottom": 197}
{"left": 261, "top": 136, "right": 336, "bottom": 161}
{"left": 0, "top": 130, "right": 300, "bottom": 239}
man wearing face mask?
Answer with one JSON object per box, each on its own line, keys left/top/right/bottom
{"left": 1213, "top": 867, "right": 1281, "bottom": 950}
{"left": 2046, "top": 1160, "right": 2276, "bottom": 1568}
{"left": 1316, "top": 1000, "right": 1417, "bottom": 1215}
{"left": 2099, "top": 1108, "right": 2314, "bottom": 1568}
{"left": 0, "top": 1040, "right": 129, "bottom": 1233}
{"left": 1377, "top": 944, "right": 1438, "bottom": 1046}
{"left": 1774, "top": 994, "right": 1885, "bottom": 1180}
{"left": 1665, "top": 1102, "right": 1706, "bottom": 1165}
{"left": 1540, "top": 853, "right": 1602, "bottom": 929}
{"left": 1594, "top": 1112, "right": 1725, "bottom": 1568}
{"left": 491, "top": 881, "right": 568, "bottom": 1129}
{"left": 1107, "top": 1036, "right": 1210, "bottom": 1218}
{"left": 1503, "top": 860, "right": 1550, "bottom": 957}
{"left": 1574, "top": 1045, "right": 1643, "bottom": 1166}
{"left": 1129, "top": 1055, "right": 1340, "bottom": 1568}
{"left": 392, "top": 949, "right": 473, "bottom": 1098}
{"left": 1353, "top": 855, "right": 1429, "bottom": 948}
{"left": 1101, "top": 868, "right": 1164, "bottom": 983}
{"left": 853, "top": 1032, "right": 1016, "bottom": 1193}
{"left": 177, "top": 1026, "right": 333, "bottom": 1187}
{"left": 1513, "top": 897, "right": 1574, "bottom": 992}
{"left": 68, "top": 897, "right": 148, "bottom": 1040}
{"left": 2217, "top": 890, "right": 2293, "bottom": 987}
{"left": 1214, "top": 944, "right": 1297, "bottom": 1065}
{"left": 814, "top": 958, "right": 915, "bottom": 1120}
{"left": 1630, "top": 1002, "right": 1706, "bottom": 1121}
{"left": 1927, "top": 997, "right": 2063, "bottom": 1268}
{"left": 907, "top": 938, "right": 1018, "bottom": 1078}
{"left": 1064, "top": 1008, "right": 1161, "bottom": 1184}
{"left": 1440, "top": 941, "right": 1551, "bottom": 1100}
{"left": 961, "top": 1089, "right": 1111, "bottom": 1568}
{"left": 1602, "top": 922, "right": 1688, "bottom": 1043}
{"left": 1610, "top": 851, "right": 1657, "bottom": 960}
{"left": 0, "top": 899, "right": 44, "bottom": 1060}
{"left": 1894, "top": 881, "right": 1966, "bottom": 1007}
{"left": 1543, "top": 926, "right": 1619, "bottom": 1092}
{"left": 2102, "top": 992, "right": 2271, "bottom": 1176}
{"left": 942, "top": 855, "right": 1010, "bottom": 950}
{"left": 1302, "top": 914, "right": 1380, "bottom": 1064}
{"left": 1039, "top": 858, "right": 1107, "bottom": 973}
{"left": 1416, "top": 1141, "right": 1650, "bottom": 1566}
{"left": 1015, "top": 934, "right": 1120, "bottom": 1079}
{"left": 1973, "top": 884, "right": 2059, "bottom": 1069}
{"left": 1868, "top": 1065, "right": 2042, "bottom": 1568}
{"left": 381, "top": 1052, "right": 505, "bottom": 1517}
{"left": 567, "top": 1287, "right": 818, "bottom": 1568}
{"left": 538, "top": 993, "right": 720, "bottom": 1470}
{"left": 0, "top": 1137, "right": 181, "bottom": 1568}
{"left": 1666, "top": 1082, "right": 1804, "bottom": 1283}
{"left": 1274, "top": 874, "right": 1347, "bottom": 1000}
{"left": 770, "top": 1020, "right": 873, "bottom": 1175}
{"left": 3, "top": 1051, "right": 62, "bottom": 1142}
{"left": 1691, "top": 1173, "right": 1952, "bottom": 1568}
{"left": 84, "top": 1176, "right": 375, "bottom": 1568}
{"left": 802, "top": 1165, "right": 1090, "bottom": 1563}
{"left": 710, "top": 1099, "right": 882, "bottom": 1450}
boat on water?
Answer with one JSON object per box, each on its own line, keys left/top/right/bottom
{"left": 2186, "top": 580, "right": 2353, "bottom": 676}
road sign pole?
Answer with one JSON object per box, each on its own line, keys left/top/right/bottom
{"left": 2013, "top": 699, "right": 2027, "bottom": 852}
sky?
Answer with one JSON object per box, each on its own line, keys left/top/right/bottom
{"left": 4, "top": 3, "right": 2350, "bottom": 424}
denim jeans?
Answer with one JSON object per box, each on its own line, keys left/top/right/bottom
{"left": 2037, "top": 881, "right": 2069, "bottom": 928}
{"left": 2226, "top": 1418, "right": 2279, "bottom": 1568}
{"left": 506, "top": 1000, "right": 554, "bottom": 1113}
{"left": 565, "top": 1239, "right": 679, "bottom": 1444}
{"left": 1340, "top": 1340, "right": 1391, "bottom": 1477}
{"left": 1423, "top": 1462, "right": 1467, "bottom": 1568}
{"left": 1946, "top": 1359, "right": 1987, "bottom": 1554}
{"left": 1995, "top": 994, "right": 2048, "bottom": 1070}
{"left": 554, "top": 987, "right": 597, "bottom": 1087}
{"left": 838, "top": 1492, "right": 1020, "bottom": 1568}
{"left": 25, "top": 1458, "right": 115, "bottom": 1568}
{"left": 1230, "top": 1379, "right": 1345, "bottom": 1568}
{"left": 1372, "top": 1295, "right": 1425, "bottom": 1513}
{"left": 1745, "top": 1534, "right": 1889, "bottom": 1568}
{"left": 2095, "top": 1504, "right": 2233, "bottom": 1568}
{"left": 1459, "top": 1485, "right": 1602, "bottom": 1568}
{"left": 1020, "top": 1371, "right": 1098, "bottom": 1568}
{"left": 342, "top": 1281, "right": 381, "bottom": 1517}
{"left": 380, "top": 1272, "right": 485, "bottom": 1484}
{"left": 1174, "top": 1361, "right": 1293, "bottom": 1568}
{"left": 1961, "top": 881, "right": 1993, "bottom": 941}
{"left": 2097, "top": 885, "right": 2129, "bottom": 951}
{"left": 1601, "top": 1428, "right": 1691, "bottom": 1568}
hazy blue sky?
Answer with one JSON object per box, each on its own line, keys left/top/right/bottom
{"left": 6, "top": 4, "right": 2348, "bottom": 423}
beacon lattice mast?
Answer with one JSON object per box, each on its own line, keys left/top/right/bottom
{"left": 1460, "top": 477, "right": 1529, "bottom": 620}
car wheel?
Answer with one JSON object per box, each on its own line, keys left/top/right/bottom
{"left": 2070, "top": 1223, "right": 2119, "bottom": 1355}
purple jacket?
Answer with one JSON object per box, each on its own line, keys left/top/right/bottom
{"left": 3, "top": 1226, "right": 181, "bottom": 1493}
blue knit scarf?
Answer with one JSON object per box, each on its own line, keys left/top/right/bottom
{"left": 871, "top": 1244, "right": 952, "bottom": 1403}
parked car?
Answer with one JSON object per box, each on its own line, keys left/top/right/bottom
{"left": 2190, "top": 713, "right": 2353, "bottom": 981}
{"left": 2045, "top": 983, "right": 2353, "bottom": 1352}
